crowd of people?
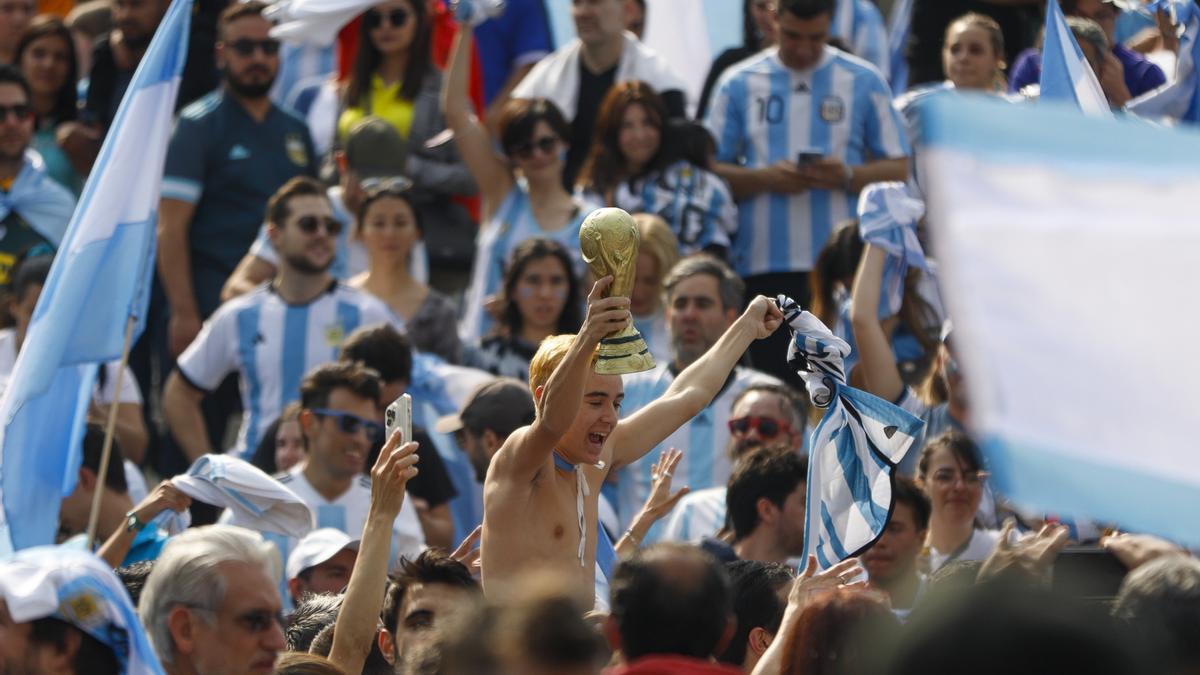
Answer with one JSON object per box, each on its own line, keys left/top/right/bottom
{"left": 0, "top": 0, "right": 1197, "bottom": 673}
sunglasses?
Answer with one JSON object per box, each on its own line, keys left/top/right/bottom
{"left": 360, "top": 176, "right": 413, "bottom": 194}
{"left": 0, "top": 103, "right": 32, "bottom": 122}
{"left": 364, "top": 7, "right": 409, "bottom": 29}
{"left": 310, "top": 408, "right": 385, "bottom": 442}
{"left": 228, "top": 38, "right": 280, "bottom": 57}
{"left": 728, "top": 416, "right": 790, "bottom": 439}
{"left": 929, "top": 469, "right": 989, "bottom": 486}
{"left": 511, "top": 135, "right": 559, "bottom": 161}
{"left": 293, "top": 215, "right": 342, "bottom": 236}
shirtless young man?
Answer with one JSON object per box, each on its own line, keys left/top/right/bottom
{"left": 481, "top": 276, "right": 784, "bottom": 602}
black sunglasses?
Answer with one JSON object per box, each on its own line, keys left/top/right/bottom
{"left": 310, "top": 408, "right": 385, "bottom": 442}
{"left": 727, "top": 416, "right": 788, "bottom": 439}
{"left": 228, "top": 38, "right": 280, "bottom": 57}
{"left": 364, "top": 7, "right": 409, "bottom": 29}
{"left": 511, "top": 135, "right": 559, "bottom": 160}
{"left": 294, "top": 215, "right": 342, "bottom": 236}
{"left": 0, "top": 103, "right": 32, "bottom": 122}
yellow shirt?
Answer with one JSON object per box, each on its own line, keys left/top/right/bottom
{"left": 338, "top": 75, "right": 415, "bottom": 142}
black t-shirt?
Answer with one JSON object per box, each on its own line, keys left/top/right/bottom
{"left": 84, "top": 32, "right": 219, "bottom": 130}
{"left": 906, "top": 1, "right": 1038, "bottom": 88}
{"left": 365, "top": 426, "right": 458, "bottom": 508}
{"left": 563, "top": 60, "right": 688, "bottom": 189}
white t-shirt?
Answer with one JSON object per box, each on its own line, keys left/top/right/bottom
{"left": 927, "top": 528, "right": 1001, "bottom": 573}
{"left": 276, "top": 468, "right": 425, "bottom": 568}
{"left": 658, "top": 487, "right": 726, "bottom": 544}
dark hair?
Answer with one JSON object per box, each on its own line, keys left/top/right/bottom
{"left": 275, "top": 653, "right": 348, "bottom": 675}
{"left": 497, "top": 97, "right": 571, "bottom": 158}
{"left": 892, "top": 476, "right": 931, "bottom": 531}
{"left": 776, "top": 0, "right": 836, "bottom": 20}
{"left": 267, "top": 176, "right": 328, "bottom": 228}
{"left": 611, "top": 543, "right": 732, "bottom": 661}
{"left": 29, "top": 617, "right": 120, "bottom": 675}
{"left": 664, "top": 254, "right": 745, "bottom": 313}
{"left": 81, "top": 423, "right": 127, "bottom": 494}
{"left": 249, "top": 402, "right": 304, "bottom": 475}
{"left": 0, "top": 64, "right": 32, "bottom": 104}
{"left": 499, "top": 238, "right": 583, "bottom": 338}
{"left": 730, "top": 382, "right": 805, "bottom": 432}
{"left": 743, "top": 0, "right": 767, "bottom": 50}
{"left": 115, "top": 560, "right": 154, "bottom": 608}
{"left": 916, "top": 431, "right": 981, "bottom": 479}
{"left": 1113, "top": 556, "right": 1200, "bottom": 673}
{"left": 382, "top": 549, "right": 479, "bottom": 633}
{"left": 810, "top": 220, "right": 863, "bottom": 328}
{"left": 299, "top": 361, "right": 382, "bottom": 410}
{"left": 346, "top": 0, "right": 431, "bottom": 106}
{"left": 308, "top": 620, "right": 392, "bottom": 674}
{"left": 339, "top": 323, "right": 413, "bottom": 385}
{"left": 356, "top": 184, "right": 423, "bottom": 234}
{"left": 218, "top": 0, "right": 268, "bottom": 39}
{"left": 727, "top": 447, "right": 808, "bottom": 541}
{"left": 779, "top": 589, "right": 899, "bottom": 675}
{"left": 286, "top": 593, "right": 342, "bottom": 652}
{"left": 577, "top": 81, "right": 670, "bottom": 197}
{"left": 669, "top": 120, "right": 718, "bottom": 168}
{"left": 718, "top": 560, "right": 794, "bottom": 666}
{"left": 11, "top": 254, "right": 51, "bottom": 302}
{"left": 15, "top": 16, "right": 78, "bottom": 126}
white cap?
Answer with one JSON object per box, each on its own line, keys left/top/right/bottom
{"left": 286, "top": 528, "right": 360, "bottom": 581}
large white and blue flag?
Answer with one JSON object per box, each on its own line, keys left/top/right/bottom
{"left": 1128, "top": 0, "right": 1200, "bottom": 123}
{"left": 915, "top": 94, "right": 1200, "bottom": 546}
{"left": 887, "top": 0, "right": 914, "bottom": 94}
{"left": 1039, "top": 0, "right": 1111, "bottom": 116}
{"left": 0, "top": 0, "right": 193, "bottom": 555}
{"left": 777, "top": 296, "right": 923, "bottom": 570}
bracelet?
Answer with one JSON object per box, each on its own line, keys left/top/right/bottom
{"left": 124, "top": 510, "right": 147, "bottom": 534}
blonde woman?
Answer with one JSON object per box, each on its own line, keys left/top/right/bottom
{"left": 630, "top": 213, "right": 680, "bottom": 365}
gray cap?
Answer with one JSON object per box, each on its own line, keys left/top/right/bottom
{"left": 435, "top": 378, "right": 536, "bottom": 437}
{"left": 344, "top": 116, "right": 408, "bottom": 179}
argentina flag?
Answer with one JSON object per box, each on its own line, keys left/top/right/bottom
{"left": 1039, "top": 0, "right": 1111, "bottom": 116}
{"left": 916, "top": 94, "right": 1200, "bottom": 546}
{"left": 1128, "top": 0, "right": 1200, "bottom": 123}
{"left": 777, "top": 297, "right": 923, "bottom": 569}
{"left": 0, "top": 0, "right": 193, "bottom": 555}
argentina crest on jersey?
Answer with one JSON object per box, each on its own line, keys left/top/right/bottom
{"left": 285, "top": 133, "right": 308, "bottom": 167}
{"left": 820, "top": 96, "right": 846, "bottom": 123}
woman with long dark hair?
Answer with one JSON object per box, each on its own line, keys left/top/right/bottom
{"left": 577, "top": 81, "right": 735, "bottom": 259}
{"left": 338, "top": 0, "right": 474, "bottom": 202}
{"left": 16, "top": 15, "right": 81, "bottom": 193}
{"left": 464, "top": 238, "right": 582, "bottom": 381}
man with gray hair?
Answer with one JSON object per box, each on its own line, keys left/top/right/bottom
{"left": 615, "top": 254, "right": 781, "bottom": 533}
{"left": 139, "top": 524, "right": 286, "bottom": 675}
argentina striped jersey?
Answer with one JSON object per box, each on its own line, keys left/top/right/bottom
{"left": 831, "top": 0, "right": 892, "bottom": 77}
{"left": 177, "top": 281, "right": 403, "bottom": 458}
{"left": 612, "top": 161, "right": 737, "bottom": 256}
{"left": 615, "top": 364, "right": 781, "bottom": 530}
{"left": 706, "top": 46, "right": 909, "bottom": 276}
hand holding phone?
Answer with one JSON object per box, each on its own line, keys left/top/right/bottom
{"left": 796, "top": 151, "right": 824, "bottom": 166}
{"left": 385, "top": 393, "right": 412, "bottom": 445}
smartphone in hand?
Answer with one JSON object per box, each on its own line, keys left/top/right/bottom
{"left": 385, "top": 393, "right": 412, "bottom": 445}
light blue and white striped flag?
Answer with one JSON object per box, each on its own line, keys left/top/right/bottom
{"left": 0, "top": 0, "right": 193, "bottom": 555}
{"left": 887, "top": 0, "right": 914, "bottom": 95}
{"left": 777, "top": 296, "right": 924, "bottom": 570}
{"left": 1039, "top": 0, "right": 1112, "bottom": 116}
{"left": 857, "top": 182, "right": 929, "bottom": 319}
{"left": 915, "top": 94, "right": 1200, "bottom": 546}
{"left": 1128, "top": 0, "right": 1200, "bottom": 123}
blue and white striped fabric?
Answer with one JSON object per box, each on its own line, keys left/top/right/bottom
{"left": 459, "top": 185, "right": 595, "bottom": 344}
{"left": 615, "top": 364, "right": 781, "bottom": 530}
{"left": 831, "top": 0, "right": 891, "bottom": 78}
{"left": 271, "top": 42, "right": 336, "bottom": 109}
{"left": 175, "top": 283, "right": 401, "bottom": 458}
{"left": 887, "top": 0, "right": 914, "bottom": 95}
{"left": 706, "top": 47, "right": 909, "bottom": 277}
{"left": 777, "top": 296, "right": 923, "bottom": 570}
{"left": 1128, "top": 1, "right": 1200, "bottom": 123}
{"left": 0, "top": 0, "right": 192, "bottom": 556}
{"left": 915, "top": 93, "right": 1200, "bottom": 546}
{"left": 1039, "top": 0, "right": 1112, "bottom": 117}
{"left": 856, "top": 182, "right": 928, "bottom": 319}
{"left": 611, "top": 161, "right": 737, "bottom": 256}
{"left": 0, "top": 546, "right": 163, "bottom": 674}
{"left": 658, "top": 486, "right": 726, "bottom": 543}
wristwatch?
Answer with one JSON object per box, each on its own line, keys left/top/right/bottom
{"left": 124, "top": 510, "right": 147, "bottom": 534}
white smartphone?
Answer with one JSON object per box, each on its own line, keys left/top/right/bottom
{"left": 384, "top": 393, "right": 412, "bottom": 445}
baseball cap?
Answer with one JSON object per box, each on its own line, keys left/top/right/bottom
{"left": 286, "top": 528, "right": 361, "bottom": 581}
{"left": 435, "top": 378, "right": 536, "bottom": 437}
{"left": 344, "top": 116, "right": 409, "bottom": 180}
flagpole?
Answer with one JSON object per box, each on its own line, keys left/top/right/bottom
{"left": 85, "top": 315, "right": 138, "bottom": 550}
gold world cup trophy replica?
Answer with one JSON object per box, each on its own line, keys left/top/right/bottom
{"left": 579, "top": 207, "right": 656, "bottom": 375}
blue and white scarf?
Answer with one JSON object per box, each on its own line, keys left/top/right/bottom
{"left": 857, "top": 182, "right": 929, "bottom": 319}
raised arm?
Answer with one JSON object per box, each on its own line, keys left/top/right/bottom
{"left": 329, "top": 432, "right": 419, "bottom": 675}
{"left": 491, "top": 277, "right": 630, "bottom": 481}
{"left": 848, "top": 244, "right": 904, "bottom": 403}
{"left": 611, "top": 296, "right": 783, "bottom": 469}
{"left": 441, "top": 25, "right": 513, "bottom": 216}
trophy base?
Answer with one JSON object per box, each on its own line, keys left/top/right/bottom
{"left": 594, "top": 328, "right": 656, "bottom": 375}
